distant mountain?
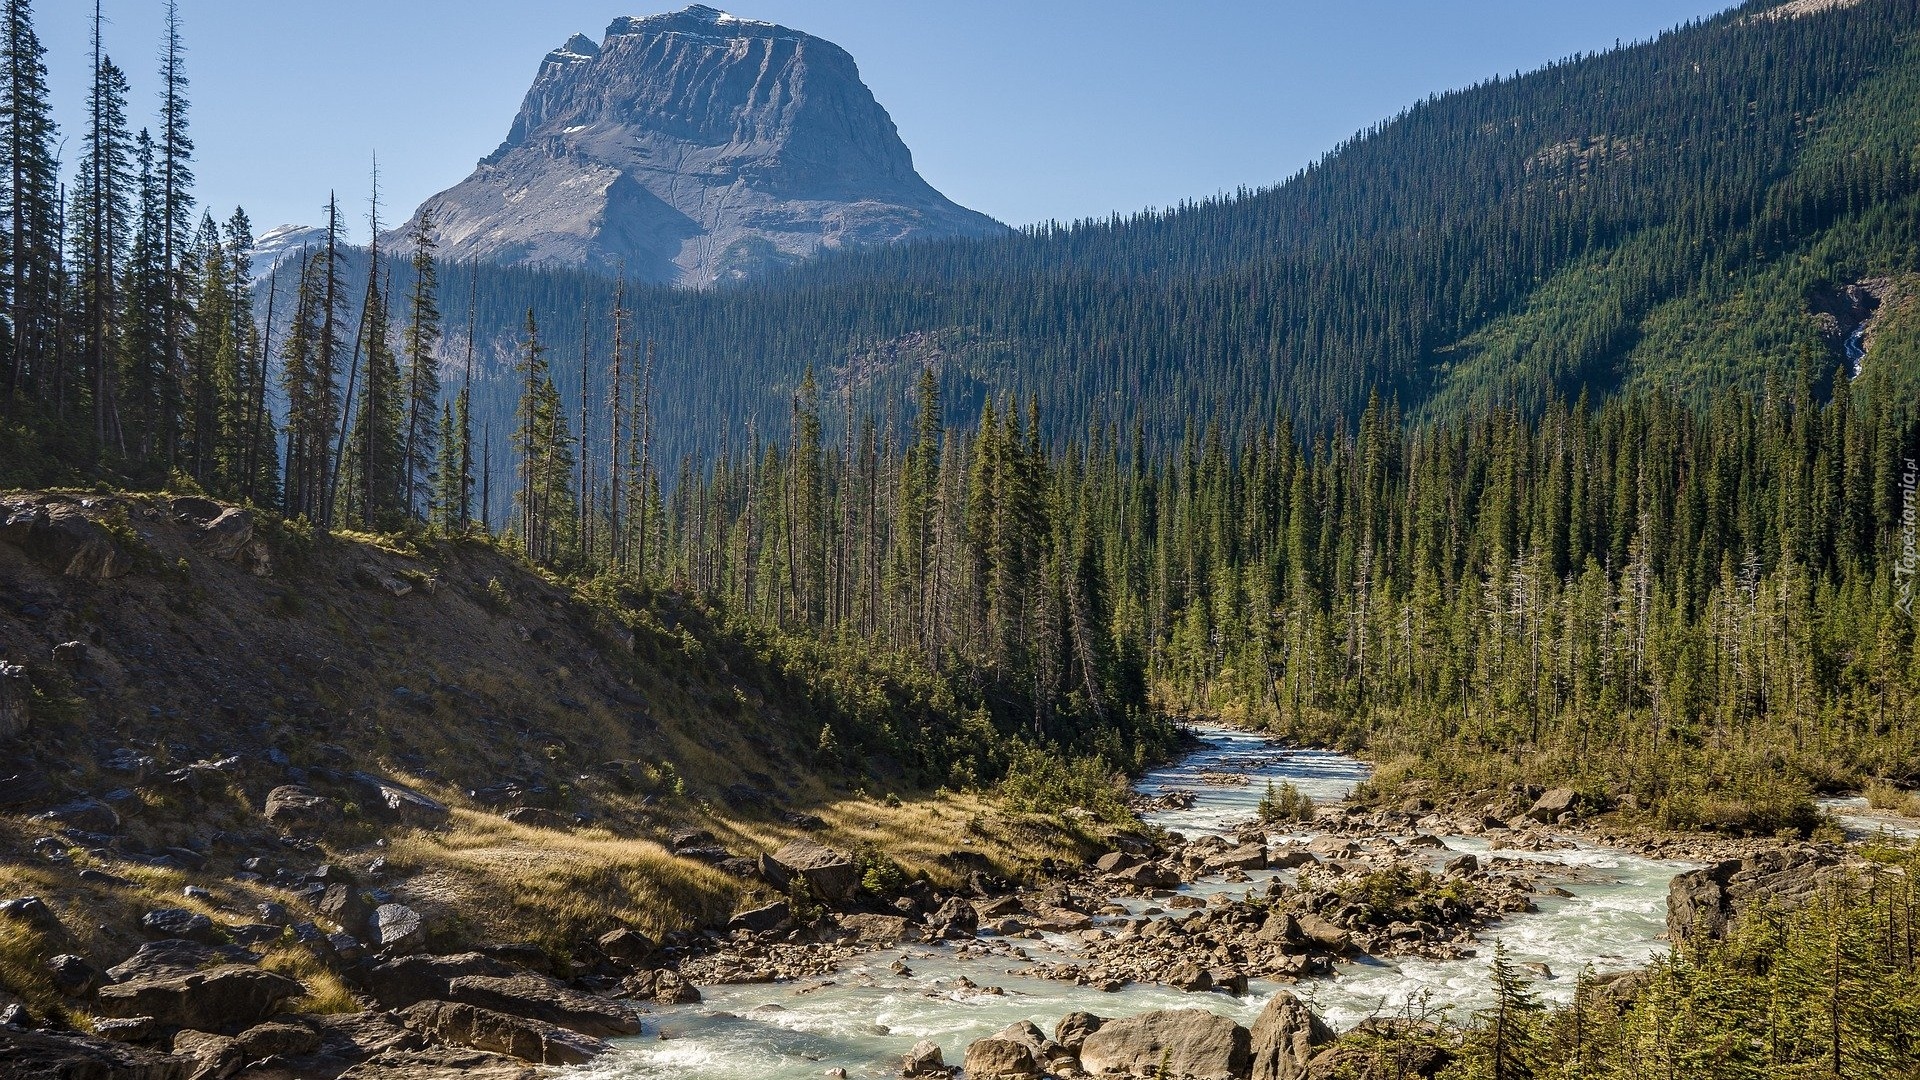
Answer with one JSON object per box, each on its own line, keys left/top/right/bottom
{"left": 390, "top": 6, "right": 1005, "bottom": 286}
{"left": 246, "top": 223, "right": 327, "bottom": 283}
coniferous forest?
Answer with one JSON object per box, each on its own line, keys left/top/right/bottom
{"left": 5, "top": 0, "right": 1920, "bottom": 1075}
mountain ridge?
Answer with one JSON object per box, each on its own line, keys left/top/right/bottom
{"left": 389, "top": 5, "right": 1005, "bottom": 286}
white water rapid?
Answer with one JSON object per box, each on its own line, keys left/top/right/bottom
{"left": 581, "top": 728, "right": 1690, "bottom": 1079}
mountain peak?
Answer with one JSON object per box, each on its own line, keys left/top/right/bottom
{"left": 396, "top": 6, "right": 1002, "bottom": 285}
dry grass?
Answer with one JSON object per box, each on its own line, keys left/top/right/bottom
{"left": 260, "top": 946, "right": 359, "bottom": 1014}
{"left": 383, "top": 810, "right": 748, "bottom": 954}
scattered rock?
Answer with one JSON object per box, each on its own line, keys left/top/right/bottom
{"left": 350, "top": 773, "right": 450, "bottom": 828}
{"left": 0, "top": 501, "right": 133, "bottom": 580}
{"left": 399, "top": 999, "right": 613, "bottom": 1066}
{"left": 0, "top": 895, "right": 65, "bottom": 938}
{"left": 595, "top": 927, "right": 656, "bottom": 967}
{"left": 336, "top": 1047, "right": 540, "bottom": 1080}
{"left": 619, "top": 968, "right": 701, "bottom": 1004}
{"left": 839, "top": 913, "right": 917, "bottom": 945}
{"left": 1054, "top": 1011, "right": 1105, "bottom": 1053}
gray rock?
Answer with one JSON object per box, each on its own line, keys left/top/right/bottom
{"left": 96, "top": 965, "right": 304, "bottom": 1033}
{"left": 727, "top": 901, "right": 792, "bottom": 935}
{"left": 900, "top": 1038, "right": 947, "bottom": 1078}
{"left": 141, "top": 909, "right": 217, "bottom": 943}
{"left": 445, "top": 973, "right": 642, "bottom": 1039}
{"left": 195, "top": 508, "right": 255, "bottom": 561}
{"left": 399, "top": 999, "right": 612, "bottom": 1066}
{"left": 595, "top": 927, "right": 655, "bottom": 966}
{"left": 1248, "top": 991, "right": 1333, "bottom": 1080}
{"left": 619, "top": 968, "right": 701, "bottom": 1005}
{"left": 370, "top": 904, "right": 427, "bottom": 951}
{"left": 1078, "top": 1009, "right": 1252, "bottom": 1080}
{"left": 351, "top": 773, "right": 450, "bottom": 828}
{"left": 0, "top": 895, "right": 65, "bottom": 938}
{"left": 0, "top": 1027, "right": 190, "bottom": 1080}
{"left": 0, "top": 500, "right": 133, "bottom": 580}
{"left": 768, "top": 840, "right": 860, "bottom": 902}
{"left": 387, "top": 7, "right": 1005, "bottom": 287}
{"left": 1054, "top": 1011, "right": 1105, "bottom": 1052}
{"left": 962, "top": 1037, "right": 1042, "bottom": 1079}
{"left": 47, "top": 953, "right": 99, "bottom": 997}
{"left": 262, "top": 785, "right": 337, "bottom": 831}
{"left": 35, "top": 798, "right": 120, "bottom": 833}
{"left": 336, "top": 1046, "right": 540, "bottom": 1079}
{"left": 359, "top": 953, "right": 518, "bottom": 1010}
{"left": 1528, "top": 787, "right": 1584, "bottom": 823}
{"left": 501, "top": 806, "right": 572, "bottom": 830}
{"left": 0, "top": 660, "right": 28, "bottom": 741}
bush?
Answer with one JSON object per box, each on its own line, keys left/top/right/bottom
{"left": 997, "top": 744, "right": 1132, "bottom": 822}
{"left": 1258, "top": 780, "right": 1315, "bottom": 823}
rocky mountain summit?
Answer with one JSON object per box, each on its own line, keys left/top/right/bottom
{"left": 393, "top": 6, "right": 1005, "bottom": 286}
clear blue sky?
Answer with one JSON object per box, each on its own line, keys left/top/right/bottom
{"left": 41, "top": 1, "right": 1738, "bottom": 240}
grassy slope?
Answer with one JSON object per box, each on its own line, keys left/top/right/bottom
{"left": 0, "top": 491, "right": 1107, "bottom": 1022}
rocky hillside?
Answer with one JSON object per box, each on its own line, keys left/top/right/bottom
{"left": 393, "top": 6, "right": 1005, "bottom": 285}
{"left": 0, "top": 490, "right": 1114, "bottom": 1077}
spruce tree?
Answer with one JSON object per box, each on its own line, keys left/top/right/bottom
{"left": 1, "top": 0, "right": 59, "bottom": 404}
{"left": 401, "top": 210, "right": 442, "bottom": 520}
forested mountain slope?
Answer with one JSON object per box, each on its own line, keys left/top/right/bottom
{"left": 348, "top": 0, "right": 1920, "bottom": 480}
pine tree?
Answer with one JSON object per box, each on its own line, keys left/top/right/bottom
{"left": 400, "top": 210, "right": 441, "bottom": 520}
{"left": 71, "top": 26, "right": 131, "bottom": 449}
{"left": 155, "top": 0, "right": 193, "bottom": 464}
{"left": 0, "top": 0, "right": 59, "bottom": 405}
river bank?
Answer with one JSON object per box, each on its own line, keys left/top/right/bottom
{"left": 591, "top": 727, "right": 1714, "bottom": 1079}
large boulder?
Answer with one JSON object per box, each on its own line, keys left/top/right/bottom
{"left": 727, "top": 901, "right": 792, "bottom": 935}
{"left": 839, "top": 913, "right": 917, "bottom": 945}
{"left": 96, "top": 965, "right": 304, "bottom": 1033}
{"left": 0, "top": 500, "right": 133, "bottom": 580}
{"left": 1078, "top": 1009, "right": 1252, "bottom": 1080}
{"left": 766, "top": 840, "right": 860, "bottom": 902}
{"left": 1527, "top": 788, "right": 1584, "bottom": 823}
{"left": 925, "top": 896, "right": 979, "bottom": 940}
{"left": 1666, "top": 862, "right": 1737, "bottom": 943}
{"left": 106, "top": 941, "right": 251, "bottom": 984}
{"left": 1293, "top": 914, "right": 1353, "bottom": 954}
{"left": 0, "top": 1027, "right": 190, "bottom": 1080}
{"left": 444, "top": 974, "right": 642, "bottom": 1039}
{"left": 195, "top": 508, "right": 255, "bottom": 561}
{"left": 0, "top": 661, "right": 28, "bottom": 741}
{"left": 337, "top": 1047, "right": 540, "bottom": 1080}
{"left": 358, "top": 953, "right": 517, "bottom": 1010}
{"left": 399, "top": 1000, "right": 612, "bottom": 1066}
{"left": 901, "top": 1038, "right": 948, "bottom": 1077}
{"left": 962, "top": 1038, "right": 1043, "bottom": 1079}
{"left": 263, "top": 786, "right": 338, "bottom": 831}
{"left": 1054, "top": 1012, "right": 1105, "bottom": 1053}
{"left": 36, "top": 798, "right": 121, "bottom": 833}
{"left": 350, "top": 773, "right": 450, "bottom": 828}
{"left": 1249, "top": 992, "right": 1334, "bottom": 1080}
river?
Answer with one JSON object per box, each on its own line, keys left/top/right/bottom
{"left": 579, "top": 727, "right": 1688, "bottom": 1079}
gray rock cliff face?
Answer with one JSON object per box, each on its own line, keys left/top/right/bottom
{"left": 395, "top": 6, "right": 1004, "bottom": 285}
